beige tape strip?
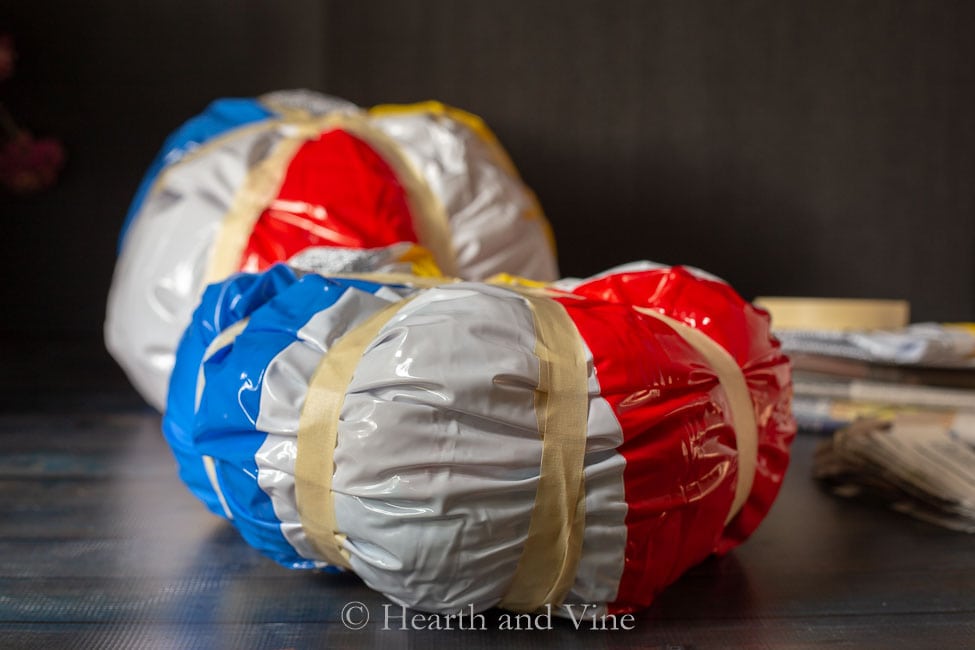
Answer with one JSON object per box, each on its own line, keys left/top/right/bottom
{"left": 294, "top": 298, "right": 414, "bottom": 569}
{"left": 205, "top": 112, "right": 458, "bottom": 285}
{"left": 498, "top": 293, "right": 589, "bottom": 612}
{"left": 753, "top": 296, "right": 910, "bottom": 332}
{"left": 193, "top": 317, "right": 252, "bottom": 521}
{"left": 195, "top": 318, "right": 251, "bottom": 411}
{"left": 370, "top": 101, "right": 520, "bottom": 177}
{"left": 633, "top": 307, "right": 758, "bottom": 524}
{"left": 290, "top": 277, "right": 590, "bottom": 597}
{"left": 325, "top": 115, "right": 458, "bottom": 278}
{"left": 136, "top": 120, "right": 283, "bottom": 251}
{"left": 326, "top": 272, "right": 571, "bottom": 302}
{"left": 368, "top": 101, "right": 557, "bottom": 258}
{"left": 204, "top": 118, "right": 318, "bottom": 284}
{"left": 201, "top": 455, "right": 234, "bottom": 520}
{"left": 324, "top": 272, "right": 458, "bottom": 289}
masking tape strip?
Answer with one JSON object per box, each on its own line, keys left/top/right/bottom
{"left": 370, "top": 101, "right": 520, "bottom": 178}
{"left": 368, "top": 101, "right": 557, "bottom": 257}
{"left": 255, "top": 99, "right": 312, "bottom": 123}
{"left": 205, "top": 111, "right": 458, "bottom": 285}
{"left": 204, "top": 117, "right": 321, "bottom": 284}
{"left": 328, "top": 272, "right": 571, "bottom": 302}
{"left": 258, "top": 98, "right": 459, "bottom": 271}
{"left": 294, "top": 297, "right": 415, "bottom": 569}
{"left": 194, "top": 316, "right": 252, "bottom": 520}
{"left": 195, "top": 318, "right": 251, "bottom": 411}
{"left": 289, "top": 274, "right": 589, "bottom": 594}
{"left": 132, "top": 120, "right": 281, "bottom": 251}
{"left": 498, "top": 292, "right": 589, "bottom": 612}
{"left": 752, "top": 297, "right": 910, "bottom": 332}
{"left": 323, "top": 272, "right": 459, "bottom": 289}
{"left": 329, "top": 114, "right": 458, "bottom": 278}
{"left": 633, "top": 307, "right": 758, "bottom": 524}
{"left": 201, "top": 455, "right": 234, "bottom": 520}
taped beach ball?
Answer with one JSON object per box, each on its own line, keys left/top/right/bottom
{"left": 105, "top": 90, "right": 558, "bottom": 410}
{"left": 164, "top": 262, "right": 795, "bottom": 615}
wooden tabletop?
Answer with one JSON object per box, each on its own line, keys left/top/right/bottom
{"left": 1, "top": 346, "right": 973, "bottom": 648}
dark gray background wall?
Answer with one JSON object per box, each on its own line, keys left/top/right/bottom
{"left": 2, "top": 0, "right": 973, "bottom": 342}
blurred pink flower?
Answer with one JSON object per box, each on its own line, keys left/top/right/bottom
{"left": 0, "top": 132, "right": 65, "bottom": 194}
{"left": 0, "top": 33, "right": 65, "bottom": 194}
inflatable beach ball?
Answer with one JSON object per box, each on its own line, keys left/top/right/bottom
{"left": 105, "top": 89, "right": 558, "bottom": 410}
{"left": 164, "top": 262, "right": 795, "bottom": 615}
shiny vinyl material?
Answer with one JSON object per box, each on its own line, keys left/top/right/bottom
{"left": 368, "top": 103, "right": 557, "bottom": 281}
{"left": 163, "top": 263, "right": 795, "bottom": 615}
{"left": 105, "top": 90, "right": 558, "bottom": 410}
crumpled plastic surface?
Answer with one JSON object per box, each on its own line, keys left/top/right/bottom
{"left": 163, "top": 262, "right": 795, "bottom": 615}
{"left": 776, "top": 323, "right": 975, "bottom": 368}
{"left": 105, "top": 90, "right": 558, "bottom": 411}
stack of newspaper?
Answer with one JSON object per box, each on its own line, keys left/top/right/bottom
{"left": 775, "top": 322, "right": 975, "bottom": 433}
{"left": 813, "top": 415, "right": 975, "bottom": 532}
{"left": 755, "top": 298, "right": 975, "bottom": 531}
